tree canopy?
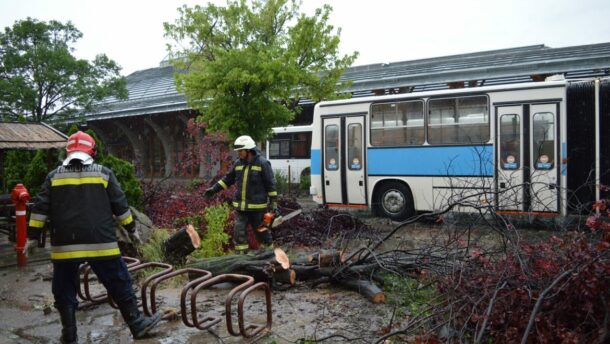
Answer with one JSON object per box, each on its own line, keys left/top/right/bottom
{"left": 164, "top": 0, "right": 357, "bottom": 142}
{"left": 0, "top": 18, "right": 127, "bottom": 123}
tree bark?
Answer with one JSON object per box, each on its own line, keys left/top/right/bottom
{"left": 340, "top": 278, "right": 386, "bottom": 303}
{"left": 163, "top": 224, "right": 201, "bottom": 265}
{"left": 185, "top": 248, "right": 296, "bottom": 285}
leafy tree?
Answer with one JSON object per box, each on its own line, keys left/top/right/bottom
{"left": 164, "top": 0, "right": 357, "bottom": 142}
{"left": 0, "top": 18, "right": 127, "bottom": 123}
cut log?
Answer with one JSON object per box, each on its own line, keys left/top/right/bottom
{"left": 308, "top": 249, "right": 345, "bottom": 267}
{"left": 274, "top": 247, "right": 290, "bottom": 269}
{"left": 340, "top": 279, "right": 386, "bottom": 303}
{"left": 274, "top": 269, "right": 296, "bottom": 285}
{"left": 292, "top": 265, "right": 323, "bottom": 281}
{"left": 163, "top": 224, "right": 201, "bottom": 265}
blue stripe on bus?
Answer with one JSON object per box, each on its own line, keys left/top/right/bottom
{"left": 367, "top": 145, "right": 494, "bottom": 176}
{"left": 311, "top": 149, "right": 321, "bottom": 175}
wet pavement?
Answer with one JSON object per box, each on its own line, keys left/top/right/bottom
{"left": 0, "top": 251, "right": 393, "bottom": 344}
{"left": 0, "top": 206, "right": 399, "bottom": 344}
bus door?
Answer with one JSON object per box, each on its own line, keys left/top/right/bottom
{"left": 322, "top": 116, "right": 367, "bottom": 205}
{"left": 497, "top": 106, "right": 523, "bottom": 210}
{"left": 496, "top": 104, "right": 559, "bottom": 213}
{"left": 529, "top": 104, "right": 558, "bottom": 212}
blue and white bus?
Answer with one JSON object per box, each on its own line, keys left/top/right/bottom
{"left": 310, "top": 78, "right": 610, "bottom": 220}
{"left": 266, "top": 125, "right": 313, "bottom": 184}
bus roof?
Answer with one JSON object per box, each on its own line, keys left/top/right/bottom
{"left": 271, "top": 124, "right": 313, "bottom": 134}
{"left": 315, "top": 79, "right": 573, "bottom": 109}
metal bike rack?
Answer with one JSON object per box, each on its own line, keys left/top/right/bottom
{"left": 148, "top": 268, "right": 212, "bottom": 320}
{"left": 77, "top": 256, "right": 141, "bottom": 306}
{"left": 77, "top": 257, "right": 273, "bottom": 339}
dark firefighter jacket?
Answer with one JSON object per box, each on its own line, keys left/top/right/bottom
{"left": 28, "top": 163, "right": 134, "bottom": 262}
{"left": 212, "top": 150, "right": 277, "bottom": 211}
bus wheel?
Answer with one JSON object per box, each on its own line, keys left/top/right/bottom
{"left": 376, "top": 182, "right": 414, "bottom": 221}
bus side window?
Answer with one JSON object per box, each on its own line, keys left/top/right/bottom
{"left": 371, "top": 100, "right": 423, "bottom": 146}
{"left": 428, "top": 96, "right": 489, "bottom": 144}
{"left": 532, "top": 112, "right": 555, "bottom": 169}
{"left": 348, "top": 123, "right": 362, "bottom": 170}
{"left": 325, "top": 125, "right": 339, "bottom": 170}
{"left": 500, "top": 114, "right": 520, "bottom": 169}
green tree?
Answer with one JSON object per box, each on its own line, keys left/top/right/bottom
{"left": 164, "top": 0, "right": 357, "bottom": 142}
{"left": 0, "top": 18, "right": 127, "bottom": 123}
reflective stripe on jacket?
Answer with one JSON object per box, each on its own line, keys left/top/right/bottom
{"left": 28, "top": 163, "right": 133, "bottom": 261}
{"left": 213, "top": 151, "right": 277, "bottom": 211}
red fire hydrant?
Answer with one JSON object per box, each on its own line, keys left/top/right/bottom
{"left": 11, "top": 184, "right": 30, "bottom": 267}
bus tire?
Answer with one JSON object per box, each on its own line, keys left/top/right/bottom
{"left": 374, "top": 181, "right": 415, "bottom": 221}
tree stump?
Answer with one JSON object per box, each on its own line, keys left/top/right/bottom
{"left": 163, "top": 224, "right": 201, "bottom": 265}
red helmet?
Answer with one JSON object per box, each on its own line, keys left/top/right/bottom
{"left": 66, "top": 131, "right": 96, "bottom": 156}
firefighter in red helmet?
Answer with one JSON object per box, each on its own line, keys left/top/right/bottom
{"left": 27, "top": 131, "right": 161, "bottom": 343}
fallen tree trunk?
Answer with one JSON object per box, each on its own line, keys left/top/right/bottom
{"left": 185, "top": 248, "right": 296, "bottom": 285}
{"left": 340, "top": 278, "right": 386, "bottom": 303}
{"left": 185, "top": 247, "right": 397, "bottom": 303}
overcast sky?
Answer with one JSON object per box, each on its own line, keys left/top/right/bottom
{"left": 2, "top": 0, "right": 610, "bottom": 76}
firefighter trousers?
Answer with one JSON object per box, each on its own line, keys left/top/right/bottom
{"left": 52, "top": 257, "right": 136, "bottom": 307}
{"left": 234, "top": 210, "right": 272, "bottom": 248}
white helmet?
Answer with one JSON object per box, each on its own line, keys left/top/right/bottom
{"left": 233, "top": 135, "right": 256, "bottom": 151}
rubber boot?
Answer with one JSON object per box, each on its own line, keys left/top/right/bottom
{"left": 56, "top": 304, "right": 77, "bottom": 344}
{"left": 117, "top": 298, "right": 162, "bottom": 339}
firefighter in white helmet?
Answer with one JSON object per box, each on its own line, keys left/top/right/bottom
{"left": 27, "top": 131, "right": 161, "bottom": 343}
{"left": 205, "top": 135, "right": 278, "bottom": 253}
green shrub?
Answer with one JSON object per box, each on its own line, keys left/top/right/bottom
{"left": 186, "top": 178, "right": 204, "bottom": 191}
{"left": 191, "top": 203, "right": 232, "bottom": 258}
{"left": 3, "top": 150, "right": 35, "bottom": 193}
{"left": 24, "top": 150, "right": 59, "bottom": 195}
{"left": 100, "top": 154, "right": 143, "bottom": 209}
{"left": 274, "top": 170, "right": 288, "bottom": 195}
{"left": 299, "top": 167, "right": 311, "bottom": 191}
{"left": 140, "top": 229, "right": 170, "bottom": 262}
{"left": 137, "top": 228, "right": 171, "bottom": 280}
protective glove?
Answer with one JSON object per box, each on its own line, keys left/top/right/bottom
{"left": 123, "top": 220, "right": 136, "bottom": 233}
{"left": 24, "top": 239, "right": 39, "bottom": 257}
{"left": 269, "top": 199, "right": 280, "bottom": 216}
{"left": 204, "top": 187, "right": 215, "bottom": 199}
{"left": 128, "top": 230, "right": 142, "bottom": 245}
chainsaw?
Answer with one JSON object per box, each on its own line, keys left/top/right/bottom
{"left": 256, "top": 209, "right": 302, "bottom": 233}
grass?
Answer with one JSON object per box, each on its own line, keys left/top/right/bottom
{"left": 381, "top": 273, "right": 437, "bottom": 318}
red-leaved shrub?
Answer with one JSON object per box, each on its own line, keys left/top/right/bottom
{"left": 438, "top": 198, "right": 610, "bottom": 343}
